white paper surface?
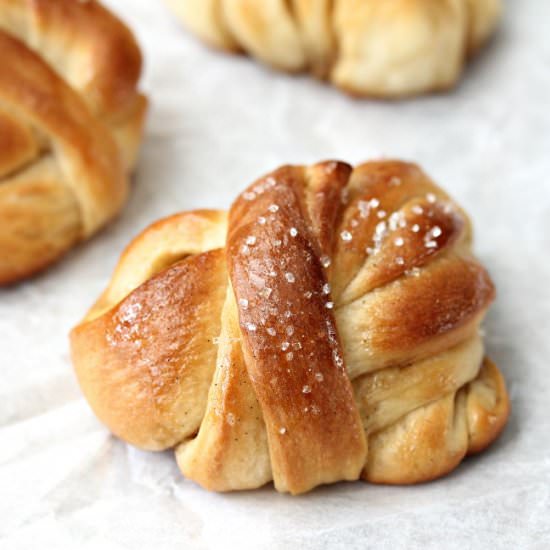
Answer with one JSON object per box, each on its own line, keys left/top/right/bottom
{"left": 1, "top": 0, "right": 549, "bottom": 548}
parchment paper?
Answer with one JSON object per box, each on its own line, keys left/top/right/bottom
{"left": 1, "top": 0, "right": 549, "bottom": 547}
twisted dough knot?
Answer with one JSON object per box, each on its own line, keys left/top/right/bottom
{"left": 0, "top": 0, "right": 147, "bottom": 284}
{"left": 168, "top": 0, "right": 501, "bottom": 97}
{"left": 71, "top": 160, "right": 509, "bottom": 494}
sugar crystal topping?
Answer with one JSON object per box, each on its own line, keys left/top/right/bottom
{"left": 341, "top": 230, "right": 352, "bottom": 242}
{"left": 285, "top": 272, "right": 296, "bottom": 283}
{"left": 320, "top": 255, "right": 331, "bottom": 268}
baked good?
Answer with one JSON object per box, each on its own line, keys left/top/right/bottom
{"left": 0, "top": 0, "right": 147, "bottom": 285}
{"left": 166, "top": 0, "right": 501, "bottom": 97}
{"left": 71, "top": 160, "right": 509, "bottom": 494}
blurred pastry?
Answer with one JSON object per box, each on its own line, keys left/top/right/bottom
{"left": 167, "top": 0, "right": 501, "bottom": 97}
{"left": 0, "top": 0, "right": 147, "bottom": 284}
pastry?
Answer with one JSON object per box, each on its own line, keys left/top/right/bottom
{"left": 166, "top": 0, "right": 501, "bottom": 97}
{"left": 0, "top": 0, "right": 147, "bottom": 284}
{"left": 71, "top": 160, "right": 509, "bottom": 494}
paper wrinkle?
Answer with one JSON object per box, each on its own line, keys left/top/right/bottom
{"left": 0, "top": 0, "right": 549, "bottom": 547}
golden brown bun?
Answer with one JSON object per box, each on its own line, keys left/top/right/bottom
{"left": 0, "top": 0, "right": 147, "bottom": 285}
{"left": 166, "top": 0, "right": 501, "bottom": 98}
{"left": 71, "top": 160, "right": 509, "bottom": 494}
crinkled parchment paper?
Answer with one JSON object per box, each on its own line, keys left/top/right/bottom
{"left": 1, "top": 0, "right": 549, "bottom": 547}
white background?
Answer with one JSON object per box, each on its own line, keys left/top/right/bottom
{"left": 1, "top": 0, "right": 549, "bottom": 548}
